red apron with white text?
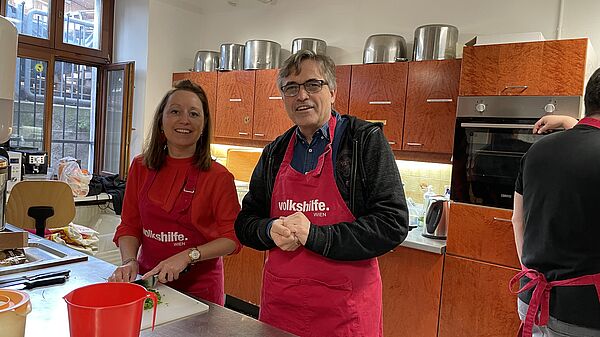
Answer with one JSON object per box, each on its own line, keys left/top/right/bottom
{"left": 509, "top": 117, "right": 600, "bottom": 337}
{"left": 260, "top": 116, "right": 383, "bottom": 337}
{"left": 137, "top": 166, "right": 224, "bottom": 305}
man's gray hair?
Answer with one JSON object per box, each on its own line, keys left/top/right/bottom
{"left": 277, "top": 50, "right": 337, "bottom": 92}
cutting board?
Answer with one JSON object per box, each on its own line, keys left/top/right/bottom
{"left": 141, "top": 283, "right": 209, "bottom": 330}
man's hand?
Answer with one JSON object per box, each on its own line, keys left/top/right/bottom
{"left": 282, "top": 212, "right": 311, "bottom": 245}
{"left": 271, "top": 218, "right": 301, "bottom": 251}
{"left": 142, "top": 250, "right": 190, "bottom": 283}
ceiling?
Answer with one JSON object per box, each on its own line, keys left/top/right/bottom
{"left": 161, "top": 0, "right": 277, "bottom": 14}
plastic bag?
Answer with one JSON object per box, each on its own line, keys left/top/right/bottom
{"left": 47, "top": 223, "right": 99, "bottom": 255}
{"left": 57, "top": 157, "right": 92, "bottom": 197}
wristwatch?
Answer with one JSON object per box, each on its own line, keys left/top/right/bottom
{"left": 188, "top": 247, "right": 201, "bottom": 264}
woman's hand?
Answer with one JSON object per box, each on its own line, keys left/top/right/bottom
{"left": 533, "top": 115, "right": 578, "bottom": 134}
{"left": 142, "top": 250, "right": 191, "bottom": 283}
{"left": 108, "top": 259, "right": 139, "bottom": 282}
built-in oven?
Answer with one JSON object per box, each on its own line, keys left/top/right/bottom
{"left": 450, "top": 96, "right": 581, "bottom": 209}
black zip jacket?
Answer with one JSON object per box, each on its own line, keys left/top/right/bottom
{"left": 234, "top": 114, "right": 409, "bottom": 261}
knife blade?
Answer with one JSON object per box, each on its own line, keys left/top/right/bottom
{"left": 133, "top": 275, "right": 158, "bottom": 289}
{"left": 0, "top": 269, "right": 71, "bottom": 286}
{"left": 2, "top": 275, "right": 67, "bottom": 290}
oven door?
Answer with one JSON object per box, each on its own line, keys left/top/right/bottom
{"left": 450, "top": 118, "right": 549, "bottom": 209}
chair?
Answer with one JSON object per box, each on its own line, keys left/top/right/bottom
{"left": 6, "top": 181, "right": 75, "bottom": 237}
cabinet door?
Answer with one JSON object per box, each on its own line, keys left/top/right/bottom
{"left": 334, "top": 65, "right": 352, "bottom": 115}
{"left": 172, "top": 72, "right": 218, "bottom": 136}
{"left": 403, "top": 60, "right": 461, "bottom": 154}
{"left": 497, "top": 42, "right": 543, "bottom": 95}
{"left": 541, "top": 39, "right": 587, "bottom": 96}
{"left": 349, "top": 63, "right": 408, "bottom": 150}
{"left": 379, "top": 247, "right": 444, "bottom": 337}
{"left": 215, "top": 71, "right": 256, "bottom": 139}
{"left": 223, "top": 247, "right": 264, "bottom": 305}
{"left": 459, "top": 45, "right": 500, "bottom": 96}
{"left": 438, "top": 255, "right": 520, "bottom": 337}
{"left": 253, "top": 69, "right": 294, "bottom": 141}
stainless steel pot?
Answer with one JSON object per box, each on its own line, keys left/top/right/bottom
{"left": 244, "top": 40, "right": 281, "bottom": 70}
{"left": 219, "top": 43, "right": 245, "bottom": 71}
{"left": 363, "top": 34, "right": 408, "bottom": 64}
{"left": 413, "top": 24, "right": 458, "bottom": 61}
{"left": 291, "top": 38, "right": 327, "bottom": 55}
{"left": 193, "top": 51, "right": 219, "bottom": 72}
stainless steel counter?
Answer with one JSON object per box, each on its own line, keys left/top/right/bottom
{"left": 399, "top": 227, "right": 446, "bottom": 254}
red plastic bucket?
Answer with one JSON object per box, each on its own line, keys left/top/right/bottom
{"left": 63, "top": 282, "right": 157, "bottom": 337}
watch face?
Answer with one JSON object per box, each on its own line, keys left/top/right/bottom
{"left": 190, "top": 249, "right": 200, "bottom": 260}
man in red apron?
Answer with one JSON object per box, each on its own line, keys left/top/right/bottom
{"left": 511, "top": 68, "right": 600, "bottom": 337}
{"left": 235, "top": 51, "right": 408, "bottom": 336}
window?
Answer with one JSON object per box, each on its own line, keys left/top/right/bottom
{"left": 5, "top": 0, "right": 50, "bottom": 40}
{"left": 12, "top": 57, "right": 46, "bottom": 150}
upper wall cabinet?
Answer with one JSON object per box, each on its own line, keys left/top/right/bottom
{"left": 334, "top": 65, "right": 352, "bottom": 115}
{"left": 403, "top": 59, "right": 461, "bottom": 154}
{"left": 459, "top": 38, "right": 588, "bottom": 96}
{"left": 215, "top": 70, "right": 256, "bottom": 139}
{"left": 253, "top": 69, "right": 294, "bottom": 140}
{"left": 349, "top": 62, "right": 409, "bottom": 150}
{"left": 172, "top": 72, "right": 218, "bottom": 135}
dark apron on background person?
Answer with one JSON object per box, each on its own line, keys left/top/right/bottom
{"left": 137, "top": 166, "right": 224, "bottom": 305}
{"left": 510, "top": 117, "right": 600, "bottom": 337}
{"left": 260, "top": 116, "right": 383, "bottom": 337}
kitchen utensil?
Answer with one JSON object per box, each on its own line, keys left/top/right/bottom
{"left": 3, "top": 275, "right": 67, "bottom": 290}
{"left": 244, "top": 40, "right": 281, "bottom": 70}
{"left": 291, "top": 38, "right": 327, "bottom": 55}
{"left": 413, "top": 24, "right": 459, "bottom": 61}
{"left": 0, "top": 289, "right": 31, "bottom": 337}
{"left": 363, "top": 34, "right": 408, "bottom": 64}
{"left": 192, "top": 51, "right": 219, "bottom": 72}
{"left": 422, "top": 197, "right": 449, "bottom": 240}
{"left": 0, "top": 269, "right": 70, "bottom": 286}
{"left": 140, "top": 282, "right": 208, "bottom": 330}
{"left": 64, "top": 282, "right": 157, "bottom": 337}
{"left": 219, "top": 43, "right": 245, "bottom": 71}
{"left": 133, "top": 274, "right": 158, "bottom": 289}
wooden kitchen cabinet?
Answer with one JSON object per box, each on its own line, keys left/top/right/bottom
{"left": 215, "top": 70, "right": 256, "bottom": 139}
{"left": 223, "top": 247, "right": 265, "bottom": 305}
{"left": 253, "top": 69, "right": 293, "bottom": 140}
{"left": 379, "top": 246, "right": 445, "bottom": 337}
{"left": 334, "top": 65, "right": 352, "bottom": 115}
{"left": 172, "top": 72, "right": 218, "bottom": 135}
{"left": 403, "top": 59, "right": 461, "bottom": 154}
{"left": 460, "top": 38, "right": 588, "bottom": 96}
{"left": 438, "top": 255, "right": 520, "bottom": 337}
{"left": 349, "top": 62, "right": 408, "bottom": 150}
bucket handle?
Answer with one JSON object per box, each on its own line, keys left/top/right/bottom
{"left": 145, "top": 291, "right": 158, "bottom": 331}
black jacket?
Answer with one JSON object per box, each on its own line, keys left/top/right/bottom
{"left": 234, "top": 114, "right": 409, "bottom": 261}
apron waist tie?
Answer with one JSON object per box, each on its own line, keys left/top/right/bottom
{"left": 509, "top": 265, "right": 600, "bottom": 337}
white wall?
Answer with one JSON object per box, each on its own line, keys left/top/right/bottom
{"left": 115, "top": 0, "right": 600, "bottom": 159}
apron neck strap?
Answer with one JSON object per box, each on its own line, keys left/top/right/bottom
{"left": 578, "top": 117, "right": 600, "bottom": 129}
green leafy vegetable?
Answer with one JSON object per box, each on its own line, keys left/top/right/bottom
{"left": 144, "top": 288, "right": 162, "bottom": 310}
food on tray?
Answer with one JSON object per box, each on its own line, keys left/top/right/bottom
{"left": 0, "top": 249, "right": 27, "bottom": 266}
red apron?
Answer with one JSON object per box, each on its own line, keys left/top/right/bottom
{"left": 260, "top": 116, "right": 383, "bottom": 337}
{"left": 511, "top": 117, "right": 600, "bottom": 337}
{"left": 137, "top": 166, "right": 224, "bottom": 305}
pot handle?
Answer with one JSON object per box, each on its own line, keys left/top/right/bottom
{"left": 146, "top": 291, "right": 158, "bottom": 331}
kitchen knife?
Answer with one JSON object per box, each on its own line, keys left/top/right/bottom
{"left": 2, "top": 275, "right": 67, "bottom": 290}
{"left": 0, "top": 269, "right": 71, "bottom": 286}
{"left": 133, "top": 275, "right": 158, "bottom": 289}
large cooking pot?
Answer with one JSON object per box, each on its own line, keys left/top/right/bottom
{"left": 219, "top": 43, "right": 245, "bottom": 71}
{"left": 244, "top": 40, "right": 281, "bottom": 70}
{"left": 193, "top": 51, "right": 219, "bottom": 72}
{"left": 413, "top": 24, "right": 458, "bottom": 61}
{"left": 291, "top": 38, "right": 327, "bottom": 55}
{"left": 363, "top": 34, "right": 408, "bottom": 64}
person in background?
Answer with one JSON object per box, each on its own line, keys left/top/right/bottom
{"left": 532, "top": 115, "right": 578, "bottom": 134}
{"left": 109, "top": 80, "right": 240, "bottom": 305}
{"left": 235, "top": 50, "right": 408, "bottom": 337}
{"left": 511, "top": 68, "right": 600, "bottom": 337}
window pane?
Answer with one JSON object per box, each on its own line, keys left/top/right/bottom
{"left": 52, "top": 61, "right": 97, "bottom": 172}
{"left": 63, "top": 0, "right": 101, "bottom": 50}
{"left": 12, "top": 58, "right": 46, "bottom": 150}
{"left": 103, "top": 69, "right": 124, "bottom": 174}
{"left": 6, "top": 0, "right": 50, "bottom": 39}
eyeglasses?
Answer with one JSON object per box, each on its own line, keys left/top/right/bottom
{"left": 281, "top": 79, "right": 328, "bottom": 97}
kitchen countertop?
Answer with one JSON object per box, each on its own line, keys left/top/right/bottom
{"left": 399, "top": 227, "right": 446, "bottom": 254}
{"left": 1, "top": 227, "right": 295, "bottom": 337}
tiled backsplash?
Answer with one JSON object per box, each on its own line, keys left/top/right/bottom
{"left": 396, "top": 160, "right": 452, "bottom": 202}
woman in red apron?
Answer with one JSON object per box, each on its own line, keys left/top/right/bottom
{"left": 110, "top": 80, "right": 240, "bottom": 304}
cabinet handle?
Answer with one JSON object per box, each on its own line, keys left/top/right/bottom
{"left": 369, "top": 101, "right": 392, "bottom": 105}
{"left": 493, "top": 217, "right": 512, "bottom": 223}
{"left": 254, "top": 133, "right": 265, "bottom": 137}
{"left": 229, "top": 98, "right": 242, "bottom": 102}
{"left": 426, "top": 98, "right": 453, "bottom": 103}
{"left": 502, "top": 85, "right": 528, "bottom": 92}
{"left": 238, "top": 132, "right": 249, "bottom": 136}
{"left": 268, "top": 96, "right": 283, "bottom": 100}
{"left": 406, "top": 142, "right": 423, "bottom": 146}
{"left": 366, "top": 119, "right": 387, "bottom": 125}
{"left": 388, "top": 141, "right": 396, "bottom": 145}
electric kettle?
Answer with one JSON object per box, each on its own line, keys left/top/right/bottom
{"left": 422, "top": 196, "right": 449, "bottom": 240}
